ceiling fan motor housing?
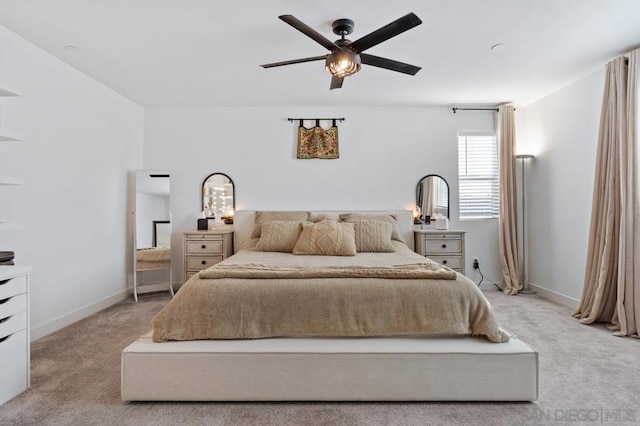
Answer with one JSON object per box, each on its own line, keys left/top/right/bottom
{"left": 332, "top": 19, "right": 355, "bottom": 36}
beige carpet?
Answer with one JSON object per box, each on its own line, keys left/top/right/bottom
{"left": 0, "top": 289, "right": 639, "bottom": 426}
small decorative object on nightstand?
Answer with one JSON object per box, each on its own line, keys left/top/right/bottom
{"left": 414, "top": 229, "right": 466, "bottom": 275}
{"left": 183, "top": 228, "right": 233, "bottom": 281}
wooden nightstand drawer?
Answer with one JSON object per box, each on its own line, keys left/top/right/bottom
{"left": 186, "top": 240, "right": 223, "bottom": 255}
{"left": 425, "top": 238, "right": 462, "bottom": 254}
{"left": 427, "top": 255, "right": 463, "bottom": 269}
{"left": 415, "top": 229, "right": 466, "bottom": 275}
{"left": 186, "top": 256, "right": 223, "bottom": 269}
{"left": 0, "top": 276, "right": 26, "bottom": 300}
{"left": 0, "top": 293, "right": 27, "bottom": 320}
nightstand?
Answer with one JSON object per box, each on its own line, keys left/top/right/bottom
{"left": 414, "top": 229, "right": 466, "bottom": 275}
{"left": 183, "top": 228, "right": 233, "bottom": 281}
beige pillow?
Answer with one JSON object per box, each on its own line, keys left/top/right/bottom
{"left": 312, "top": 214, "right": 335, "bottom": 223}
{"left": 351, "top": 220, "right": 395, "bottom": 252}
{"left": 339, "top": 213, "right": 402, "bottom": 241}
{"left": 251, "top": 211, "right": 310, "bottom": 239}
{"left": 255, "top": 221, "right": 304, "bottom": 253}
{"left": 293, "top": 221, "right": 356, "bottom": 256}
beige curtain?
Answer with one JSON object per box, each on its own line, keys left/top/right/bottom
{"left": 574, "top": 51, "right": 640, "bottom": 338}
{"left": 497, "top": 104, "right": 521, "bottom": 295}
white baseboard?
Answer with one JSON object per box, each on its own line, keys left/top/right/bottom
{"left": 30, "top": 289, "right": 129, "bottom": 341}
{"left": 528, "top": 282, "right": 579, "bottom": 309}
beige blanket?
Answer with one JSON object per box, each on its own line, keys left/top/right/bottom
{"left": 153, "top": 241, "right": 509, "bottom": 343}
{"left": 199, "top": 262, "right": 456, "bottom": 280}
{"left": 136, "top": 247, "right": 170, "bottom": 262}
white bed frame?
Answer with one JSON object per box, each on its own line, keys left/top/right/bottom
{"left": 122, "top": 210, "right": 538, "bottom": 401}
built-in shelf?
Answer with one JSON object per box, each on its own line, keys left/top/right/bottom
{"left": 0, "top": 176, "right": 24, "bottom": 185}
{"left": 0, "top": 87, "right": 19, "bottom": 97}
{"left": 0, "top": 222, "right": 24, "bottom": 231}
{"left": 0, "top": 128, "right": 22, "bottom": 142}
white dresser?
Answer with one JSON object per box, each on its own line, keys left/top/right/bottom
{"left": 0, "top": 266, "right": 31, "bottom": 405}
{"left": 183, "top": 228, "right": 234, "bottom": 281}
{"left": 414, "top": 229, "right": 466, "bottom": 275}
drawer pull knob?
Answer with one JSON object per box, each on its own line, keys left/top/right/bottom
{"left": 201, "top": 260, "right": 207, "bottom": 265}
{"left": 442, "top": 260, "right": 448, "bottom": 265}
{"left": 441, "top": 244, "right": 447, "bottom": 249}
{"left": 201, "top": 244, "right": 206, "bottom": 249}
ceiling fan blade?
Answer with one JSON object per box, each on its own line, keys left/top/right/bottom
{"left": 330, "top": 76, "right": 344, "bottom": 90}
{"left": 279, "top": 15, "right": 340, "bottom": 51}
{"left": 360, "top": 53, "right": 421, "bottom": 75}
{"left": 349, "top": 13, "right": 422, "bottom": 53}
{"left": 260, "top": 55, "right": 327, "bottom": 68}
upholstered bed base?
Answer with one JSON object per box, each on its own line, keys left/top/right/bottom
{"left": 122, "top": 330, "right": 538, "bottom": 401}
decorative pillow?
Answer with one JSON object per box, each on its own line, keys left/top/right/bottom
{"left": 312, "top": 214, "right": 335, "bottom": 223}
{"left": 251, "top": 211, "right": 310, "bottom": 239}
{"left": 255, "top": 221, "right": 304, "bottom": 253}
{"left": 293, "top": 221, "right": 356, "bottom": 256}
{"left": 350, "top": 220, "right": 395, "bottom": 252}
{"left": 339, "top": 213, "right": 402, "bottom": 241}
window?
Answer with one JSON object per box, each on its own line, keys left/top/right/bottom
{"left": 458, "top": 132, "right": 499, "bottom": 219}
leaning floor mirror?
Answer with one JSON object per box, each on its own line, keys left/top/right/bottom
{"left": 133, "top": 170, "right": 174, "bottom": 302}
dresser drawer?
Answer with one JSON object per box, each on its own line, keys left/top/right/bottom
{"left": 185, "top": 234, "right": 224, "bottom": 241}
{"left": 0, "top": 310, "right": 27, "bottom": 340}
{"left": 0, "top": 293, "right": 27, "bottom": 320}
{"left": 0, "top": 276, "right": 27, "bottom": 300}
{"left": 186, "top": 271, "right": 199, "bottom": 281}
{"left": 186, "top": 256, "right": 223, "bottom": 270}
{"left": 425, "top": 238, "right": 462, "bottom": 254}
{"left": 427, "top": 255, "right": 463, "bottom": 269}
{"left": 0, "top": 328, "right": 28, "bottom": 405}
{"left": 186, "top": 240, "right": 223, "bottom": 255}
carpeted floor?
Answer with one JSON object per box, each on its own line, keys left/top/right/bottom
{"left": 1, "top": 289, "right": 639, "bottom": 426}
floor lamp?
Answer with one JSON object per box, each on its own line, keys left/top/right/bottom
{"left": 516, "top": 154, "right": 536, "bottom": 294}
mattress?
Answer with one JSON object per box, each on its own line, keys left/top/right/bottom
{"left": 122, "top": 330, "right": 538, "bottom": 401}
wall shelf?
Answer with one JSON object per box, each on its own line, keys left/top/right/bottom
{"left": 0, "top": 128, "right": 23, "bottom": 142}
{"left": 0, "top": 87, "right": 20, "bottom": 97}
{"left": 0, "top": 222, "right": 24, "bottom": 231}
{"left": 0, "top": 176, "right": 24, "bottom": 185}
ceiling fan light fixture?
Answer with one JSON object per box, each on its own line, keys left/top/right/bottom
{"left": 325, "top": 50, "right": 361, "bottom": 78}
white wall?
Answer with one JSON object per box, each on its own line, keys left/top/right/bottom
{"left": 144, "top": 106, "right": 502, "bottom": 287}
{"left": 0, "top": 26, "right": 144, "bottom": 339}
{"left": 519, "top": 69, "right": 605, "bottom": 304}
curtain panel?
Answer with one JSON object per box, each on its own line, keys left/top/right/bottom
{"left": 574, "top": 50, "right": 640, "bottom": 338}
{"left": 497, "top": 104, "right": 522, "bottom": 295}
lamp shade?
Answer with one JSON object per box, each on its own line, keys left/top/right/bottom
{"left": 325, "top": 50, "right": 361, "bottom": 78}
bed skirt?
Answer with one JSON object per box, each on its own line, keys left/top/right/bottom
{"left": 121, "top": 330, "right": 538, "bottom": 402}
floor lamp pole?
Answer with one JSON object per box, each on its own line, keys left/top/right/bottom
{"left": 516, "top": 154, "right": 535, "bottom": 295}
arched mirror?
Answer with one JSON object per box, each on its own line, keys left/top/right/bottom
{"left": 133, "top": 170, "right": 173, "bottom": 302}
{"left": 202, "top": 173, "right": 235, "bottom": 222}
{"left": 416, "top": 174, "right": 450, "bottom": 221}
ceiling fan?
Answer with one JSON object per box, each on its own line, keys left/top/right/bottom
{"left": 260, "top": 13, "right": 423, "bottom": 90}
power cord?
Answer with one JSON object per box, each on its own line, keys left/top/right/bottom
{"left": 474, "top": 263, "right": 501, "bottom": 290}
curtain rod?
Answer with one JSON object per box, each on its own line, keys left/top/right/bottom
{"left": 287, "top": 118, "right": 345, "bottom": 122}
{"left": 451, "top": 107, "right": 515, "bottom": 114}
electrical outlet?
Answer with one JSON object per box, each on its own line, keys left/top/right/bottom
{"left": 473, "top": 259, "right": 479, "bottom": 270}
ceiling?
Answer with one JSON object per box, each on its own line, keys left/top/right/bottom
{"left": 1, "top": 0, "right": 639, "bottom": 107}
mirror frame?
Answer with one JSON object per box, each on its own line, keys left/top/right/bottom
{"left": 201, "top": 172, "right": 235, "bottom": 216}
{"left": 416, "top": 174, "right": 450, "bottom": 220}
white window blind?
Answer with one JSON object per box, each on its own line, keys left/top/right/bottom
{"left": 458, "top": 133, "right": 499, "bottom": 219}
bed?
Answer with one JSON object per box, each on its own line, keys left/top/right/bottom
{"left": 135, "top": 247, "right": 171, "bottom": 271}
{"left": 122, "top": 210, "right": 538, "bottom": 401}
